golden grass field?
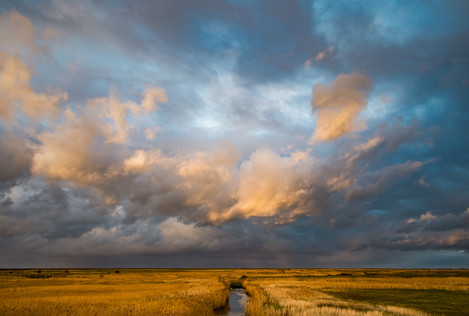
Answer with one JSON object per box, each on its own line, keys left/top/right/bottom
{"left": 0, "top": 269, "right": 468, "bottom": 315}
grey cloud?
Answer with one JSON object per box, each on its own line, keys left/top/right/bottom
{"left": 346, "top": 160, "right": 423, "bottom": 201}
{"left": 0, "top": 130, "right": 32, "bottom": 182}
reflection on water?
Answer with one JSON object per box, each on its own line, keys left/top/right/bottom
{"left": 226, "top": 288, "right": 248, "bottom": 316}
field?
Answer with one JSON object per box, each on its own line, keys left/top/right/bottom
{"left": 0, "top": 269, "right": 468, "bottom": 315}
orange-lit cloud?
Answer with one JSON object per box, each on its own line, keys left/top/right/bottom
{"left": 0, "top": 10, "right": 66, "bottom": 121}
{"left": 0, "top": 9, "right": 47, "bottom": 56}
{"left": 0, "top": 51, "right": 67, "bottom": 120}
{"left": 419, "top": 211, "right": 437, "bottom": 222}
{"left": 178, "top": 144, "right": 238, "bottom": 214}
{"left": 315, "top": 46, "right": 334, "bottom": 62}
{"left": 31, "top": 108, "right": 117, "bottom": 184}
{"left": 310, "top": 73, "right": 372, "bottom": 142}
{"left": 31, "top": 85, "right": 166, "bottom": 183}
{"left": 141, "top": 87, "right": 167, "bottom": 113}
{"left": 123, "top": 149, "right": 163, "bottom": 173}
{"left": 86, "top": 87, "right": 167, "bottom": 144}
{"left": 209, "top": 147, "right": 317, "bottom": 223}
{"left": 304, "top": 46, "right": 335, "bottom": 69}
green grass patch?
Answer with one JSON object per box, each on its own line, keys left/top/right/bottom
{"left": 316, "top": 303, "right": 373, "bottom": 313}
{"left": 324, "top": 289, "right": 469, "bottom": 315}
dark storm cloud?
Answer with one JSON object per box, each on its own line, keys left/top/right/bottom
{"left": 0, "top": 1, "right": 468, "bottom": 268}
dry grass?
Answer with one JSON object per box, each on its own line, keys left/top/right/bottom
{"left": 0, "top": 269, "right": 467, "bottom": 315}
{"left": 242, "top": 269, "right": 469, "bottom": 316}
{"left": 0, "top": 269, "right": 231, "bottom": 315}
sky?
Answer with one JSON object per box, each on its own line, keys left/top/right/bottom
{"left": 0, "top": 0, "right": 468, "bottom": 268}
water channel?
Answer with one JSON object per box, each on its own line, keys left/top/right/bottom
{"left": 225, "top": 288, "right": 248, "bottom": 316}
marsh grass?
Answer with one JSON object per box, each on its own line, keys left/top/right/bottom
{"left": 242, "top": 269, "right": 469, "bottom": 316}
{"left": 0, "top": 269, "right": 230, "bottom": 315}
{"left": 0, "top": 269, "right": 467, "bottom": 315}
{"left": 324, "top": 289, "right": 469, "bottom": 316}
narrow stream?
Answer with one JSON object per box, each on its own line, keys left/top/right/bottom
{"left": 226, "top": 288, "right": 248, "bottom": 316}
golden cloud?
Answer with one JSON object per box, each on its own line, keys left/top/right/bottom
{"left": 311, "top": 73, "right": 372, "bottom": 142}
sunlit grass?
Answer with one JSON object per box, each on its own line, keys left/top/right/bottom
{"left": 0, "top": 269, "right": 230, "bottom": 315}
{"left": 0, "top": 269, "right": 468, "bottom": 315}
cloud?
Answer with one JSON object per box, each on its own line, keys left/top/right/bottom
{"left": 0, "top": 10, "right": 67, "bottom": 122}
{"left": 1, "top": 2, "right": 468, "bottom": 268}
{"left": 212, "top": 147, "right": 319, "bottom": 224}
{"left": 0, "top": 130, "right": 32, "bottom": 181}
{"left": 402, "top": 209, "right": 469, "bottom": 233}
{"left": 304, "top": 46, "right": 334, "bottom": 69}
{"left": 310, "top": 73, "right": 372, "bottom": 142}
{"left": 346, "top": 160, "right": 423, "bottom": 201}
{"left": 0, "top": 51, "right": 67, "bottom": 121}
{"left": 418, "top": 177, "right": 429, "bottom": 187}
{"left": 314, "top": 46, "right": 334, "bottom": 62}
{"left": 86, "top": 87, "right": 167, "bottom": 144}
{"left": 158, "top": 217, "right": 222, "bottom": 251}
{"left": 343, "top": 135, "right": 383, "bottom": 168}
{"left": 119, "top": 144, "right": 239, "bottom": 224}
{"left": 119, "top": 145, "right": 324, "bottom": 225}
{"left": 123, "top": 150, "right": 163, "bottom": 173}
{"left": 30, "top": 108, "right": 120, "bottom": 184}
{"left": 419, "top": 211, "right": 436, "bottom": 222}
{"left": 0, "top": 9, "right": 47, "bottom": 57}
{"left": 144, "top": 127, "right": 161, "bottom": 140}
{"left": 323, "top": 135, "right": 383, "bottom": 192}
{"left": 178, "top": 144, "right": 238, "bottom": 218}
{"left": 141, "top": 87, "right": 167, "bottom": 113}
{"left": 30, "top": 85, "right": 165, "bottom": 184}
{"left": 41, "top": 217, "right": 223, "bottom": 256}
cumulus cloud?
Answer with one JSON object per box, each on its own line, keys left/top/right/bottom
{"left": 178, "top": 144, "right": 238, "bottom": 219}
{"left": 310, "top": 73, "right": 372, "bottom": 142}
{"left": 0, "top": 51, "right": 67, "bottom": 120}
{"left": 116, "top": 122, "right": 428, "bottom": 225}
{"left": 419, "top": 211, "right": 437, "bottom": 222}
{"left": 31, "top": 85, "right": 166, "bottom": 184}
{"left": 117, "top": 145, "right": 324, "bottom": 225}
{"left": 123, "top": 149, "right": 163, "bottom": 173}
{"left": 30, "top": 108, "right": 120, "bottom": 184}
{"left": 0, "top": 10, "right": 67, "bottom": 121}
{"left": 212, "top": 147, "right": 319, "bottom": 224}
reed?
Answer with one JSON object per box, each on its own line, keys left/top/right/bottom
{"left": 0, "top": 269, "right": 467, "bottom": 315}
